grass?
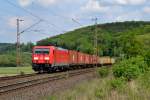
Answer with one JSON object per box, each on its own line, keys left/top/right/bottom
{"left": 45, "top": 68, "right": 150, "bottom": 100}
{"left": 0, "top": 66, "right": 34, "bottom": 76}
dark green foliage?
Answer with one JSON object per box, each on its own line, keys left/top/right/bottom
{"left": 123, "top": 64, "right": 140, "bottom": 80}
{"left": 0, "top": 42, "right": 34, "bottom": 54}
{"left": 113, "top": 56, "right": 148, "bottom": 81}
{"left": 21, "top": 42, "right": 34, "bottom": 52}
{"left": 0, "top": 43, "right": 16, "bottom": 54}
{"left": 118, "top": 32, "right": 143, "bottom": 58}
{"left": 131, "top": 56, "right": 149, "bottom": 73}
{"left": 97, "top": 67, "right": 109, "bottom": 77}
{"left": 37, "top": 21, "right": 150, "bottom": 57}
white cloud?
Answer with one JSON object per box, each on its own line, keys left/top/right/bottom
{"left": 8, "top": 17, "right": 17, "bottom": 28}
{"left": 18, "top": 0, "right": 32, "bottom": 7}
{"left": 81, "top": 0, "right": 109, "bottom": 12}
{"left": 8, "top": 16, "right": 33, "bottom": 29}
{"left": 115, "top": 11, "right": 142, "bottom": 22}
{"left": 115, "top": 0, "right": 146, "bottom": 5}
{"left": 37, "top": 0, "right": 58, "bottom": 7}
{"left": 18, "top": 0, "right": 59, "bottom": 7}
{"left": 143, "top": 6, "right": 150, "bottom": 13}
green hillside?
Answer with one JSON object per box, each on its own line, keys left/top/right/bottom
{"left": 1, "top": 21, "right": 150, "bottom": 67}
{"left": 0, "top": 43, "right": 15, "bottom": 54}
{"left": 37, "top": 21, "right": 150, "bottom": 57}
{"left": 0, "top": 43, "right": 34, "bottom": 67}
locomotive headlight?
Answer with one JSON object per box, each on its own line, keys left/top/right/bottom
{"left": 44, "top": 57, "right": 49, "bottom": 60}
{"left": 34, "top": 57, "right": 38, "bottom": 60}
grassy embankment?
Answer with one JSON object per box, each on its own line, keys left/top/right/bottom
{"left": 0, "top": 66, "right": 34, "bottom": 76}
{"left": 45, "top": 67, "right": 150, "bottom": 100}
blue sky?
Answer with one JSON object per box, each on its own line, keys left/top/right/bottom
{"left": 0, "top": 0, "right": 150, "bottom": 43}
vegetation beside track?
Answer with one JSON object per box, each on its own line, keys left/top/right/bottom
{"left": 46, "top": 67, "right": 150, "bottom": 100}
{"left": 0, "top": 67, "right": 34, "bottom": 76}
{"left": 46, "top": 53, "right": 150, "bottom": 100}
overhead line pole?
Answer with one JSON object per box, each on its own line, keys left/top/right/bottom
{"left": 92, "top": 17, "right": 98, "bottom": 73}
{"left": 16, "top": 18, "right": 24, "bottom": 67}
{"left": 16, "top": 19, "right": 42, "bottom": 67}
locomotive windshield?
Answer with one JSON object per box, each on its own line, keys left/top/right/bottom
{"left": 34, "top": 48, "right": 49, "bottom": 54}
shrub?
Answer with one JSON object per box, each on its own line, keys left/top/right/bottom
{"left": 97, "top": 67, "right": 109, "bottom": 77}
{"left": 113, "top": 56, "right": 148, "bottom": 81}
{"left": 130, "top": 56, "right": 148, "bottom": 73}
{"left": 110, "top": 78, "right": 125, "bottom": 90}
{"left": 123, "top": 64, "right": 140, "bottom": 80}
{"left": 113, "top": 62, "right": 125, "bottom": 78}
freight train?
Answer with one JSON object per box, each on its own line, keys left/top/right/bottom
{"left": 32, "top": 46, "right": 115, "bottom": 73}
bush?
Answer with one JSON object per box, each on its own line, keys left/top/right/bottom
{"left": 97, "top": 67, "right": 109, "bottom": 77}
{"left": 123, "top": 64, "right": 140, "bottom": 80}
{"left": 113, "top": 56, "right": 148, "bottom": 81}
{"left": 130, "top": 56, "right": 148, "bottom": 73}
{"left": 113, "top": 62, "right": 126, "bottom": 78}
{"left": 110, "top": 78, "right": 125, "bottom": 90}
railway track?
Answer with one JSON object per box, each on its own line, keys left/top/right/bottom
{"left": 0, "top": 68, "right": 94, "bottom": 95}
{"left": 0, "top": 73, "right": 37, "bottom": 81}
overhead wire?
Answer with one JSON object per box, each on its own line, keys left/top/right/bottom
{"left": 5, "top": 0, "right": 42, "bottom": 20}
{"left": 45, "top": 9, "right": 83, "bottom": 27}
{"left": 20, "top": 19, "right": 43, "bottom": 34}
{"left": 4, "top": 0, "right": 65, "bottom": 34}
{"left": 4, "top": 0, "right": 93, "bottom": 37}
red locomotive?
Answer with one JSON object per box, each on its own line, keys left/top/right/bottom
{"left": 32, "top": 46, "right": 115, "bottom": 73}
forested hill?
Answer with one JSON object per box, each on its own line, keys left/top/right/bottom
{"left": 37, "top": 21, "right": 150, "bottom": 57}
{"left": 0, "top": 42, "right": 34, "bottom": 54}
{"left": 0, "top": 43, "right": 15, "bottom": 54}
{"left": 0, "top": 43, "right": 34, "bottom": 67}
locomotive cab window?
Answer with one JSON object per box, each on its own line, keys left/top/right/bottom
{"left": 34, "top": 48, "right": 50, "bottom": 54}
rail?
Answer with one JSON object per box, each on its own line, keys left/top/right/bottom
{"left": 0, "top": 68, "right": 94, "bottom": 95}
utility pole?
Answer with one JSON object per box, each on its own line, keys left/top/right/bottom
{"left": 92, "top": 17, "right": 98, "bottom": 72}
{"left": 16, "top": 18, "right": 24, "bottom": 67}
{"left": 16, "top": 19, "right": 41, "bottom": 67}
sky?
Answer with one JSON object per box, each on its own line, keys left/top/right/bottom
{"left": 0, "top": 0, "right": 150, "bottom": 43}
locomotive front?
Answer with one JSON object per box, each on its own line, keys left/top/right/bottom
{"left": 32, "top": 46, "right": 54, "bottom": 72}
